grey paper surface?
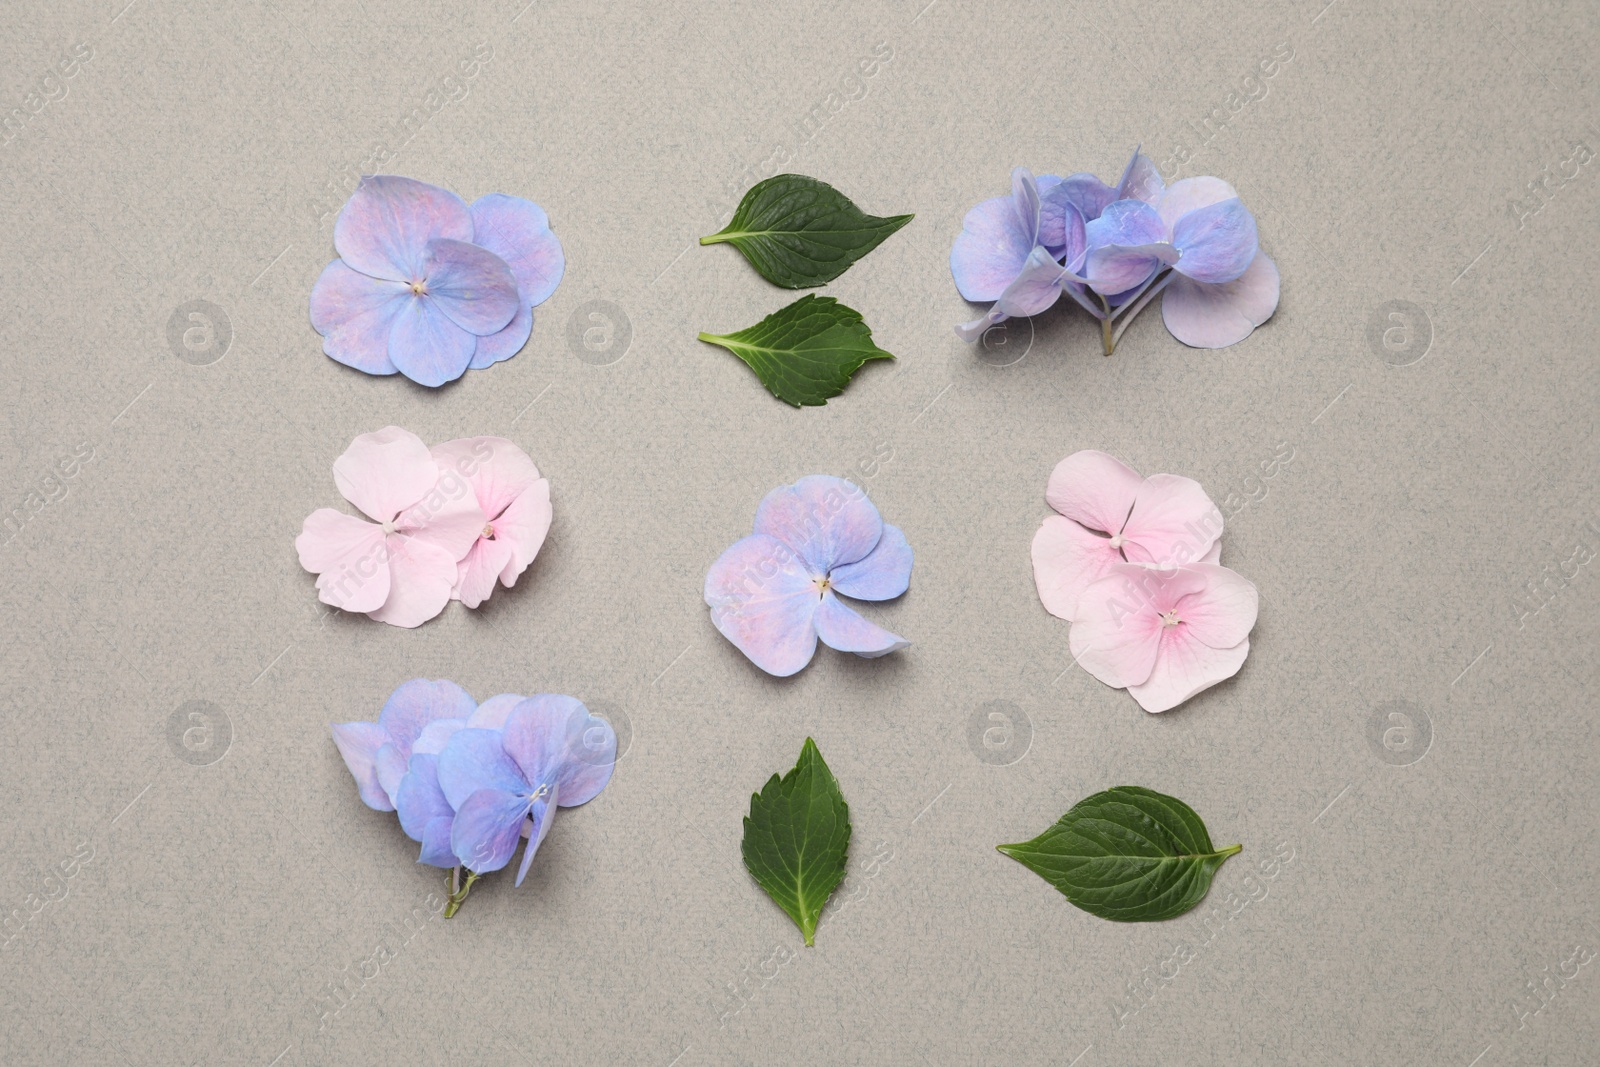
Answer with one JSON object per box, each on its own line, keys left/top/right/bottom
{"left": 2, "top": 1, "right": 1597, "bottom": 1064}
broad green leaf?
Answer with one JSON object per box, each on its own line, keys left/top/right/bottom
{"left": 700, "top": 174, "right": 913, "bottom": 288}
{"left": 997, "top": 786, "right": 1240, "bottom": 922}
{"left": 698, "top": 295, "right": 894, "bottom": 407}
{"left": 741, "top": 737, "right": 851, "bottom": 946}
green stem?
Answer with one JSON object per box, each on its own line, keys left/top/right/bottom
{"left": 444, "top": 869, "right": 480, "bottom": 918}
{"left": 699, "top": 232, "right": 733, "bottom": 245}
{"left": 1217, "top": 844, "right": 1243, "bottom": 858}
{"left": 1097, "top": 293, "right": 1115, "bottom": 356}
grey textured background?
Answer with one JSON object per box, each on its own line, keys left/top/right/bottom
{"left": 1, "top": 0, "right": 1596, "bottom": 1064}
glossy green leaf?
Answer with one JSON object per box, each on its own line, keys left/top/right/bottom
{"left": 700, "top": 174, "right": 913, "bottom": 288}
{"left": 997, "top": 786, "right": 1240, "bottom": 922}
{"left": 741, "top": 737, "right": 851, "bottom": 946}
{"left": 698, "top": 295, "right": 894, "bottom": 407}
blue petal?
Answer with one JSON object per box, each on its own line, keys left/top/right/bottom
{"left": 418, "top": 815, "right": 456, "bottom": 868}
{"left": 329, "top": 722, "right": 394, "bottom": 812}
{"left": 395, "top": 752, "right": 453, "bottom": 842}
{"left": 513, "top": 794, "right": 556, "bottom": 886}
{"left": 1046, "top": 173, "right": 1118, "bottom": 223}
{"left": 1038, "top": 188, "right": 1090, "bottom": 260}
{"left": 451, "top": 789, "right": 531, "bottom": 874}
{"left": 388, "top": 295, "right": 477, "bottom": 387}
{"left": 374, "top": 742, "right": 409, "bottom": 807}
{"left": 1086, "top": 199, "right": 1169, "bottom": 250}
{"left": 467, "top": 693, "right": 527, "bottom": 730}
{"left": 829, "top": 523, "right": 911, "bottom": 601}
{"left": 467, "top": 301, "right": 532, "bottom": 370}
{"left": 993, "top": 245, "right": 1076, "bottom": 319}
{"left": 1084, "top": 201, "right": 1178, "bottom": 297}
{"left": 949, "top": 167, "right": 1042, "bottom": 302}
{"left": 501, "top": 696, "right": 617, "bottom": 808}
{"left": 704, "top": 533, "right": 821, "bottom": 677}
{"left": 814, "top": 593, "right": 909, "bottom": 658}
{"left": 1113, "top": 146, "right": 1165, "bottom": 205}
{"left": 437, "top": 728, "right": 528, "bottom": 811}
{"left": 377, "top": 679, "right": 477, "bottom": 753}
{"left": 753, "top": 475, "right": 883, "bottom": 575}
{"left": 1171, "top": 198, "right": 1258, "bottom": 283}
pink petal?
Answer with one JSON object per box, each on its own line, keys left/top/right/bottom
{"left": 493, "top": 479, "right": 551, "bottom": 586}
{"left": 431, "top": 436, "right": 541, "bottom": 521}
{"left": 453, "top": 535, "right": 514, "bottom": 608}
{"left": 469, "top": 193, "right": 565, "bottom": 307}
{"left": 295, "top": 509, "right": 391, "bottom": 614}
{"left": 365, "top": 534, "right": 460, "bottom": 628}
{"left": 1156, "top": 176, "right": 1240, "bottom": 232}
{"left": 1121, "top": 474, "right": 1224, "bottom": 569}
{"left": 1068, "top": 567, "right": 1164, "bottom": 689}
{"left": 1161, "top": 251, "right": 1280, "bottom": 350}
{"left": 393, "top": 471, "right": 487, "bottom": 563}
{"left": 813, "top": 592, "right": 908, "bottom": 657}
{"left": 1030, "top": 514, "right": 1121, "bottom": 622}
{"left": 309, "top": 261, "right": 408, "bottom": 375}
{"left": 334, "top": 175, "right": 472, "bottom": 282}
{"left": 753, "top": 475, "right": 883, "bottom": 575}
{"left": 704, "top": 533, "right": 821, "bottom": 677}
{"left": 1127, "top": 630, "right": 1250, "bottom": 713}
{"left": 332, "top": 426, "right": 438, "bottom": 523}
{"left": 1044, "top": 450, "right": 1143, "bottom": 535}
{"left": 1172, "top": 563, "right": 1258, "bottom": 649}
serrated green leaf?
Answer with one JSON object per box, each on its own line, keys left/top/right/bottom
{"left": 997, "top": 786, "right": 1241, "bottom": 922}
{"left": 698, "top": 295, "right": 894, "bottom": 407}
{"left": 741, "top": 737, "right": 851, "bottom": 946}
{"left": 700, "top": 174, "right": 913, "bottom": 288}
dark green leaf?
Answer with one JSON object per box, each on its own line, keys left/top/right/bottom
{"left": 741, "top": 737, "right": 851, "bottom": 946}
{"left": 700, "top": 174, "right": 913, "bottom": 288}
{"left": 997, "top": 786, "right": 1241, "bottom": 922}
{"left": 698, "top": 295, "right": 894, "bottom": 407}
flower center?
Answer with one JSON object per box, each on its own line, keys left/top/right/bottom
{"left": 482, "top": 523, "right": 495, "bottom": 540}
{"left": 529, "top": 783, "right": 551, "bottom": 802}
{"left": 1108, "top": 533, "right": 1125, "bottom": 550}
{"left": 813, "top": 576, "right": 831, "bottom": 597}
{"left": 381, "top": 519, "right": 398, "bottom": 535}
{"left": 409, "top": 280, "right": 427, "bottom": 296}
{"left": 1161, "top": 610, "right": 1181, "bottom": 628}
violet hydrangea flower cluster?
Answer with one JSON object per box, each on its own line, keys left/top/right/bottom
{"left": 310, "top": 175, "right": 563, "bottom": 386}
{"left": 950, "top": 147, "right": 1279, "bottom": 354}
{"left": 331, "top": 679, "right": 617, "bottom": 913}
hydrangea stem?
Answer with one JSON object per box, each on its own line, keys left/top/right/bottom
{"left": 1098, "top": 294, "right": 1115, "bottom": 356}
{"left": 444, "top": 867, "right": 480, "bottom": 918}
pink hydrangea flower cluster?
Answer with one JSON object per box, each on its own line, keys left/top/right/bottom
{"left": 1031, "top": 450, "right": 1259, "bottom": 712}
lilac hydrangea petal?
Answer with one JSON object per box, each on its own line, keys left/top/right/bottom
{"left": 1051, "top": 174, "right": 1118, "bottom": 224}
{"left": 1161, "top": 251, "right": 1280, "bottom": 349}
{"left": 467, "top": 301, "right": 532, "bottom": 370}
{"left": 412, "top": 718, "right": 467, "bottom": 756}
{"left": 500, "top": 695, "right": 584, "bottom": 787}
{"left": 548, "top": 701, "right": 616, "bottom": 807}
{"left": 813, "top": 592, "right": 909, "bottom": 658}
{"left": 753, "top": 475, "right": 883, "bottom": 574}
{"left": 704, "top": 532, "right": 822, "bottom": 677}
{"left": 469, "top": 193, "right": 565, "bottom": 307}
{"left": 387, "top": 294, "right": 477, "bottom": 387}
{"left": 436, "top": 727, "right": 528, "bottom": 811}
{"left": 1156, "top": 176, "right": 1239, "bottom": 232}
{"left": 1113, "top": 147, "right": 1165, "bottom": 205}
{"left": 334, "top": 175, "right": 472, "bottom": 282}
{"left": 375, "top": 742, "right": 409, "bottom": 805}
{"left": 451, "top": 788, "right": 531, "bottom": 874}
{"left": 467, "top": 693, "right": 527, "bottom": 730}
{"left": 395, "top": 752, "right": 453, "bottom": 841}
{"left": 513, "top": 792, "right": 556, "bottom": 886}
{"left": 377, "top": 679, "right": 477, "bottom": 754}
{"left": 310, "top": 261, "right": 408, "bottom": 375}
{"left": 949, "top": 169, "right": 1041, "bottom": 302}
{"left": 329, "top": 722, "right": 394, "bottom": 811}
{"left": 993, "top": 245, "right": 1076, "bottom": 318}
{"left": 1170, "top": 198, "right": 1258, "bottom": 283}
{"left": 829, "top": 523, "right": 911, "bottom": 601}
{"left": 1086, "top": 199, "right": 1169, "bottom": 249}
{"left": 418, "top": 816, "right": 457, "bottom": 867}
{"left": 1085, "top": 241, "right": 1177, "bottom": 296}
{"left": 421, "top": 238, "right": 520, "bottom": 336}
{"left": 1008, "top": 166, "right": 1042, "bottom": 244}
